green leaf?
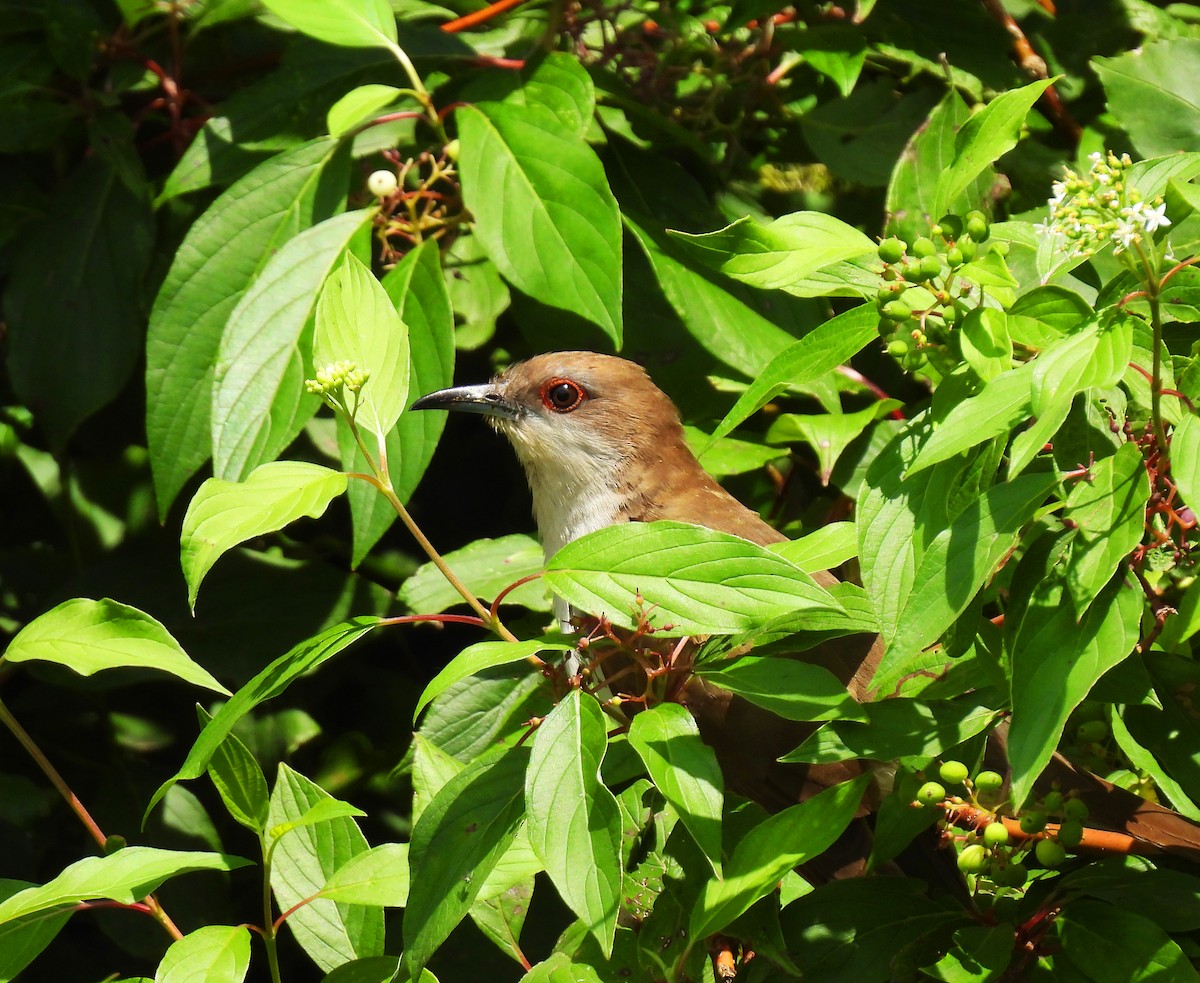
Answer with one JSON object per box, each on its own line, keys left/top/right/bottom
{"left": 689, "top": 774, "right": 869, "bottom": 940}
{"left": 327, "top": 84, "right": 406, "bottom": 136}
{"left": 269, "top": 797, "right": 367, "bottom": 842}
{"left": 342, "top": 238, "right": 455, "bottom": 565}
{"left": 3, "top": 598, "right": 228, "bottom": 694}
{"left": 769, "top": 522, "right": 857, "bottom": 573}
{"left": 932, "top": 78, "right": 1055, "bottom": 217}
{"left": 0, "top": 881, "right": 71, "bottom": 983}
{"left": 413, "top": 639, "right": 570, "bottom": 722}
{"left": 525, "top": 691, "right": 621, "bottom": 956}
{"left": 1093, "top": 39, "right": 1200, "bottom": 160}
{"left": 1063, "top": 442, "right": 1150, "bottom": 614}
{"left": 908, "top": 364, "right": 1033, "bottom": 475}
{"left": 398, "top": 534, "right": 548, "bottom": 615}
{"left": 767, "top": 401, "right": 900, "bottom": 485}
{"left": 203, "top": 709, "right": 270, "bottom": 834}
{"left": 268, "top": 765, "right": 383, "bottom": 971}
{"left": 628, "top": 703, "right": 724, "bottom": 874}
{"left": 696, "top": 656, "right": 866, "bottom": 722}
{"left": 458, "top": 56, "right": 622, "bottom": 343}
{"left": 146, "top": 137, "right": 343, "bottom": 516}
{"left": 155, "top": 925, "right": 251, "bottom": 983}
{"left": 707, "top": 305, "right": 881, "bottom": 443}
{"left": 0, "top": 849, "right": 250, "bottom": 926}
{"left": 886, "top": 88, "right": 981, "bottom": 243}
{"left": 181, "top": 461, "right": 348, "bottom": 610}
{"left": 146, "top": 618, "right": 381, "bottom": 819}
{"left": 1058, "top": 899, "right": 1200, "bottom": 982}
{"left": 212, "top": 209, "right": 372, "bottom": 482}
{"left": 313, "top": 252, "right": 410, "bottom": 438}
{"left": 544, "top": 521, "right": 842, "bottom": 636}
{"left": 319, "top": 843, "right": 409, "bottom": 907}
{"left": 519, "top": 954, "right": 604, "bottom": 983}
{"left": 259, "top": 0, "right": 398, "bottom": 49}
{"left": 781, "top": 699, "right": 1001, "bottom": 763}
{"left": 623, "top": 212, "right": 800, "bottom": 378}
{"left": 872, "top": 472, "right": 1057, "bottom": 694}
{"left": 1008, "top": 576, "right": 1142, "bottom": 807}
{"left": 957, "top": 309, "right": 1012, "bottom": 383}
{"left": 685, "top": 426, "right": 780, "bottom": 478}
{"left": 1171, "top": 413, "right": 1200, "bottom": 515}
{"left": 5, "top": 156, "right": 153, "bottom": 449}
{"left": 404, "top": 744, "right": 530, "bottom": 977}
{"left": 668, "top": 213, "right": 876, "bottom": 292}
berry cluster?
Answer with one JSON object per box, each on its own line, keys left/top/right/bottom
{"left": 914, "top": 760, "right": 1092, "bottom": 888}
{"left": 304, "top": 360, "right": 370, "bottom": 399}
{"left": 874, "top": 211, "right": 1004, "bottom": 374}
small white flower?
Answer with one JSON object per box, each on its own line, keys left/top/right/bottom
{"left": 1089, "top": 151, "right": 1103, "bottom": 165}
{"left": 1142, "top": 201, "right": 1171, "bottom": 233}
{"left": 1112, "top": 219, "right": 1140, "bottom": 251}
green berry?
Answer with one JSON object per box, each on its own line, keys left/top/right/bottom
{"left": 1076, "top": 720, "right": 1109, "bottom": 744}
{"left": 974, "top": 771, "right": 1004, "bottom": 793}
{"left": 1057, "top": 819, "right": 1084, "bottom": 849}
{"left": 1042, "top": 791, "right": 1064, "bottom": 814}
{"left": 916, "top": 781, "right": 946, "bottom": 806}
{"left": 939, "top": 760, "right": 970, "bottom": 785}
{"left": 939, "top": 304, "right": 958, "bottom": 325}
{"left": 912, "top": 236, "right": 937, "bottom": 258}
{"left": 444, "top": 138, "right": 460, "bottom": 160}
{"left": 983, "top": 822, "right": 1010, "bottom": 847}
{"left": 958, "top": 843, "right": 989, "bottom": 873}
{"left": 903, "top": 351, "right": 928, "bottom": 371}
{"left": 920, "top": 255, "right": 943, "bottom": 278}
{"left": 1035, "top": 839, "right": 1068, "bottom": 867}
{"left": 938, "top": 214, "right": 964, "bottom": 239}
{"left": 883, "top": 266, "right": 900, "bottom": 281}
{"left": 882, "top": 300, "right": 912, "bottom": 320}
{"left": 946, "top": 247, "right": 964, "bottom": 267}
{"left": 1063, "top": 798, "right": 1090, "bottom": 821}
{"left": 900, "top": 259, "right": 923, "bottom": 281}
{"left": 966, "top": 210, "right": 990, "bottom": 241}
{"left": 958, "top": 236, "right": 978, "bottom": 261}
{"left": 877, "top": 284, "right": 901, "bottom": 304}
{"left": 1019, "top": 811, "right": 1047, "bottom": 835}
{"left": 367, "top": 169, "right": 399, "bottom": 197}
{"left": 878, "top": 237, "right": 906, "bottom": 264}
{"left": 887, "top": 339, "right": 910, "bottom": 358}
{"left": 995, "top": 862, "right": 1028, "bottom": 887}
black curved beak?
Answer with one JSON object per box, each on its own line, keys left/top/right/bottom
{"left": 409, "top": 383, "right": 523, "bottom": 421}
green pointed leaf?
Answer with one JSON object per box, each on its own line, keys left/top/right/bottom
{"left": 932, "top": 78, "right": 1055, "bottom": 217}
{"left": 259, "top": 0, "right": 398, "bottom": 49}
{"left": 341, "top": 239, "right": 455, "bottom": 565}
{"left": 146, "top": 618, "right": 380, "bottom": 819}
{"left": 398, "top": 534, "right": 549, "bottom": 615}
{"left": 413, "top": 639, "right": 570, "bottom": 722}
{"left": 313, "top": 252, "right": 410, "bottom": 439}
{"left": 668, "top": 213, "right": 875, "bottom": 292}
{"left": 544, "top": 521, "right": 842, "bottom": 636}
{"left": 708, "top": 305, "right": 880, "bottom": 443}
{"left": 689, "top": 774, "right": 869, "bottom": 940}
{"left": 181, "top": 461, "right": 347, "bottom": 610}
{"left": 327, "top": 84, "right": 406, "bottom": 136}
{"left": 1093, "top": 39, "right": 1200, "bottom": 160}
{"left": 0, "top": 849, "right": 250, "bottom": 926}
{"left": 872, "top": 472, "right": 1057, "bottom": 694}
{"left": 1058, "top": 899, "right": 1200, "bottom": 983}
{"left": 519, "top": 954, "right": 604, "bottom": 983}
{"left": 697, "top": 656, "right": 866, "bottom": 722}
{"left": 156, "top": 925, "right": 251, "bottom": 983}
{"left": 1008, "top": 576, "right": 1142, "bottom": 807}
{"left": 319, "top": 843, "right": 410, "bottom": 907}
{"left": 526, "top": 691, "right": 621, "bottom": 956}
{"left": 628, "top": 703, "right": 724, "bottom": 874}
{"left": 212, "top": 209, "right": 372, "bottom": 481}
{"left": 268, "top": 765, "right": 383, "bottom": 971}
{"left": 1171, "top": 413, "right": 1200, "bottom": 514}
{"left": 202, "top": 708, "right": 270, "bottom": 834}
{"left": 3, "top": 598, "right": 228, "bottom": 694}
{"left": 269, "top": 798, "right": 367, "bottom": 842}
{"left": 769, "top": 522, "right": 857, "bottom": 573}
{"left": 146, "top": 137, "right": 344, "bottom": 516}
{"left": 404, "top": 744, "right": 530, "bottom": 977}
{"left": 0, "top": 881, "right": 71, "bottom": 982}
{"left": 458, "top": 56, "right": 621, "bottom": 343}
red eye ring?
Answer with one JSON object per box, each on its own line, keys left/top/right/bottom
{"left": 540, "top": 378, "right": 587, "bottom": 413}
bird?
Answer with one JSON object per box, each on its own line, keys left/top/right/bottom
{"left": 411, "top": 350, "right": 888, "bottom": 880}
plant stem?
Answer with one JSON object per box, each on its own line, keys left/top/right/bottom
{"left": 1147, "top": 280, "right": 1168, "bottom": 455}
{"left": 0, "top": 697, "right": 184, "bottom": 940}
{"left": 261, "top": 840, "right": 283, "bottom": 983}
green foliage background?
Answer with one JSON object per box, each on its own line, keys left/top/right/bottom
{"left": 4, "top": 0, "right": 1200, "bottom": 980}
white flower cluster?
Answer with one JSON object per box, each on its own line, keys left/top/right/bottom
{"left": 305, "top": 360, "right": 370, "bottom": 397}
{"left": 1036, "top": 151, "right": 1171, "bottom": 258}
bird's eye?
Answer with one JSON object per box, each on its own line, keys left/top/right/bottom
{"left": 540, "top": 378, "right": 587, "bottom": 413}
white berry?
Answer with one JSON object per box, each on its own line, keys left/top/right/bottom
{"left": 367, "top": 170, "right": 398, "bottom": 197}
